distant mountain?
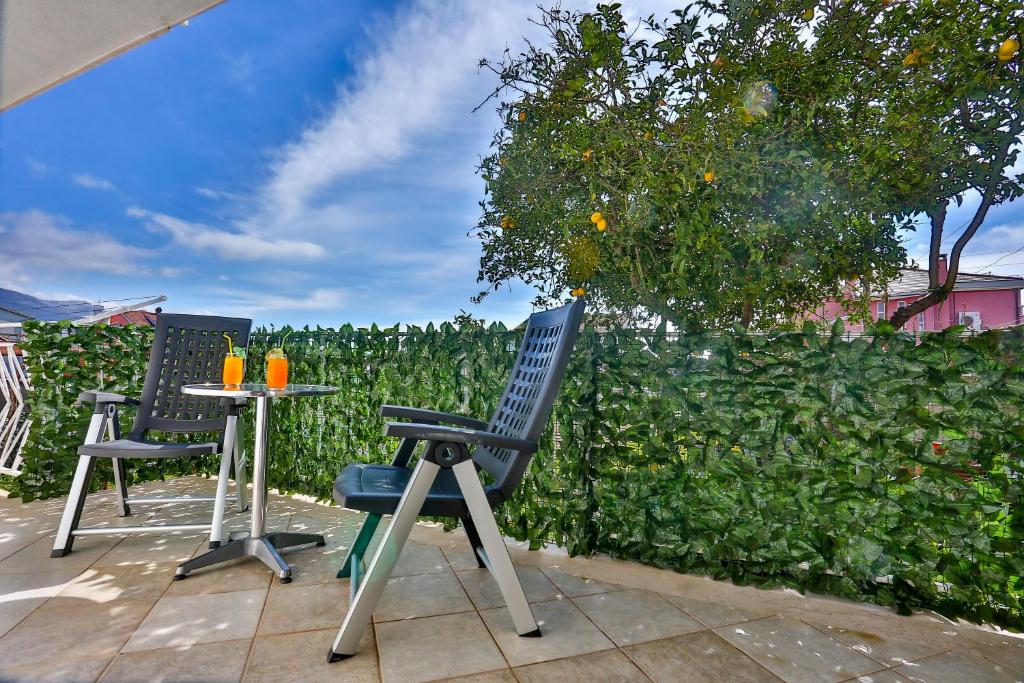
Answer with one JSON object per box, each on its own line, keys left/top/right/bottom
{"left": 0, "top": 288, "right": 98, "bottom": 323}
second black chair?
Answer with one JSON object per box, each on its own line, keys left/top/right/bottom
{"left": 329, "top": 299, "right": 585, "bottom": 661}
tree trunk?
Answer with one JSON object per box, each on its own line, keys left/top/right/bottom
{"left": 740, "top": 297, "right": 754, "bottom": 328}
{"left": 889, "top": 187, "right": 996, "bottom": 330}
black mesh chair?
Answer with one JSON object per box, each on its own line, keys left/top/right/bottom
{"left": 329, "top": 299, "right": 585, "bottom": 661}
{"left": 52, "top": 314, "right": 252, "bottom": 557}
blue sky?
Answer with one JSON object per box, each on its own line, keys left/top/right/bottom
{"left": 0, "top": 0, "right": 1021, "bottom": 327}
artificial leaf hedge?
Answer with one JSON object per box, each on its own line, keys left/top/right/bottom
{"left": 16, "top": 319, "right": 1024, "bottom": 629}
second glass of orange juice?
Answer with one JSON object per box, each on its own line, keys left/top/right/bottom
{"left": 266, "top": 348, "right": 288, "bottom": 389}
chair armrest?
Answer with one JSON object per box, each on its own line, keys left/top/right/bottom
{"left": 78, "top": 391, "right": 139, "bottom": 407}
{"left": 380, "top": 405, "right": 488, "bottom": 430}
{"left": 384, "top": 422, "right": 537, "bottom": 455}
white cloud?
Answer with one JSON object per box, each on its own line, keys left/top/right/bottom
{"left": 256, "top": 1, "right": 523, "bottom": 228}
{"left": 72, "top": 173, "right": 115, "bottom": 191}
{"left": 219, "top": 287, "right": 348, "bottom": 313}
{"left": 196, "top": 187, "right": 242, "bottom": 201}
{"left": 127, "top": 207, "right": 326, "bottom": 261}
{"left": 26, "top": 157, "right": 48, "bottom": 176}
{"left": 0, "top": 210, "right": 151, "bottom": 285}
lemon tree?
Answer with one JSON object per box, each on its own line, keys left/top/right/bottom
{"left": 474, "top": 1, "right": 1021, "bottom": 330}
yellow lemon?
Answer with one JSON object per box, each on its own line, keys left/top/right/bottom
{"left": 999, "top": 38, "right": 1019, "bottom": 62}
{"left": 582, "top": 149, "right": 593, "bottom": 162}
{"left": 596, "top": 218, "right": 607, "bottom": 232}
{"left": 903, "top": 48, "right": 924, "bottom": 68}
{"left": 704, "top": 170, "right": 715, "bottom": 183}
{"left": 517, "top": 111, "right": 527, "bottom": 122}
{"left": 590, "top": 211, "right": 603, "bottom": 224}
{"left": 571, "top": 287, "right": 586, "bottom": 297}
{"left": 802, "top": 8, "right": 814, "bottom": 21}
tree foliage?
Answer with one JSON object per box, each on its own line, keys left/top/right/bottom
{"left": 474, "top": 1, "right": 1021, "bottom": 329}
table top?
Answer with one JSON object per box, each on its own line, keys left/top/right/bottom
{"left": 182, "top": 383, "right": 339, "bottom": 398}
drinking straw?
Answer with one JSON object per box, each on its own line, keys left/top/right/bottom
{"left": 223, "top": 333, "right": 235, "bottom": 356}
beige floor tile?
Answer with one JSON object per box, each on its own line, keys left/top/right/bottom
{"left": 480, "top": 598, "right": 614, "bottom": 667}
{"left": 393, "top": 543, "right": 450, "bottom": 577}
{"left": 457, "top": 566, "right": 562, "bottom": 610}
{"left": 715, "top": 616, "right": 882, "bottom": 683}
{"left": 0, "top": 597, "right": 155, "bottom": 669}
{"left": 375, "top": 569, "right": 474, "bottom": 622}
{"left": 0, "top": 655, "right": 112, "bottom": 683}
{"left": 0, "top": 533, "right": 120, "bottom": 574}
{"left": 441, "top": 670, "right": 518, "bottom": 682}
{"left": 244, "top": 627, "right": 378, "bottom": 683}
{"left": 55, "top": 563, "right": 177, "bottom": 604}
{"left": 515, "top": 648, "right": 649, "bottom": 682}
{"left": 100, "top": 638, "right": 251, "bottom": 682}
{"left": 540, "top": 568, "right": 622, "bottom": 598}
{"left": 278, "top": 544, "right": 348, "bottom": 585}
{"left": 166, "top": 557, "right": 272, "bottom": 596}
{"left": 0, "top": 569, "right": 80, "bottom": 637}
{"left": 624, "top": 630, "right": 780, "bottom": 683}
{"left": 257, "top": 580, "right": 348, "bottom": 635}
{"left": 443, "top": 543, "right": 483, "bottom": 572}
{"left": 288, "top": 514, "right": 362, "bottom": 550}
{"left": 664, "top": 594, "right": 774, "bottom": 628}
{"left": 807, "top": 622, "right": 945, "bottom": 667}
{"left": 124, "top": 588, "right": 266, "bottom": 652}
{"left": 376, "top": 611, "right": 507, "bottom": 682}
{"left": 573, "top": 588, "right": 704, "bottom": 646}
{"left": 93, "top": 533, "right": 206, "bottom": 567}
{"left": 893, "top": 650, "right": 1022, "bottom": 683}
{"left": 964, "top": 631, "right": 1024, "bottom": 674}
{"left": 0, "top": 524, "right": 54, "bottom": 563}
{"left": 848, "top": 670, "right": 914, "bottom": 682}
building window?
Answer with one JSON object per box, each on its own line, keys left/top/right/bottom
{"left": 897, "top": 301, "right": 907, "bottom": 310}
{"left": 876, "top": 301, "right": 885, "bottom": 320}
{"left": 917, "top": 312, "right": 926, "bottom": 331}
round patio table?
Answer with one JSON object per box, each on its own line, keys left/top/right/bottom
{"left": 173, "top": 383, "right": 339, "bottom": 583}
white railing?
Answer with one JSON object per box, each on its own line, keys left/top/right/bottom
{"left": 0, "top": 344, "right": 30, "bottom": 476}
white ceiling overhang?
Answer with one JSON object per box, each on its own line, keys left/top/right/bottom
{"left": 1, "top": 0, "right": 224, "bottom": 111}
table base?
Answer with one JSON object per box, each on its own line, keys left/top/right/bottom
{"left": 173, "top": 532, "right": 325, "bottom": 583}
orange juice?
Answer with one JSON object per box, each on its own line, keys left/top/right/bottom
{"left": 223, "top": 355, "right": 244, "bottom": 386}
{"left": 266, "top": 355, "right": 288, "bottom": 389}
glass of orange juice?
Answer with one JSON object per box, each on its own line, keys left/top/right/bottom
{"left": 222, "top": 334, "right": 245, "bottom": 387}
{"left": 223, "top": 353, "right": 244, "bottom": 386}
{"left": 266, "top": 330, "right": 293, "bottom": 390}
{"left": 266, "top": 349, "right": 288, "bottom": 389}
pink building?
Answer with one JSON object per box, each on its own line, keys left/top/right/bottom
{"left": 813, "top": 256, "right": 1024, "bottom": 333}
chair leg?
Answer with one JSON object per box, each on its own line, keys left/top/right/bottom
{"left": 461, "top": 516, "right": 488, "bottom": 569}
{"left": 233, "top": 417, "right": 249, "bottom": 512}
{"left": 209, "top": 416, "right": 237, "bottom": 549}
{"left": 329, "top": 459, "right": 439, "bottom": 661}
{"left": 52, "top": 413, "right": 106, "bottom": 558}
{"left": 453, "top": 460, "right": 539, "bottom": 637}
{"left": 337, "top": 513, "right": 382, "bottom": 579}
{"left": 107, "top": 417, "right": 130, "bottom": 517}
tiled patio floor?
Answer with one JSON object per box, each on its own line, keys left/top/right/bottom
{"left": 1, "top": 476, "right": 1021, "bottom": 682}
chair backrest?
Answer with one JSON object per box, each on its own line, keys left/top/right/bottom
{"left": 131, "top": 313, "right": 252, "bottom": 437}
{"left": 475, "top": 299, "right": 585, "bottom": 500}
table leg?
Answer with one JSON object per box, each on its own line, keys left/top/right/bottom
{"left": 251, "top": 396, "right": 270, "bottom": 537}
{"left": 174, "top": 395, "right": 325, "bottom": 583}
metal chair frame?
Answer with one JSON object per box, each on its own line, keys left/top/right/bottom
{"left": 51, "top": 314, "right": 252, "bottom": 557}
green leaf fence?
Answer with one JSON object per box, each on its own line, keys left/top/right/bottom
{"left": 15, "top": 319, "right": 1024, "bottom": 628}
